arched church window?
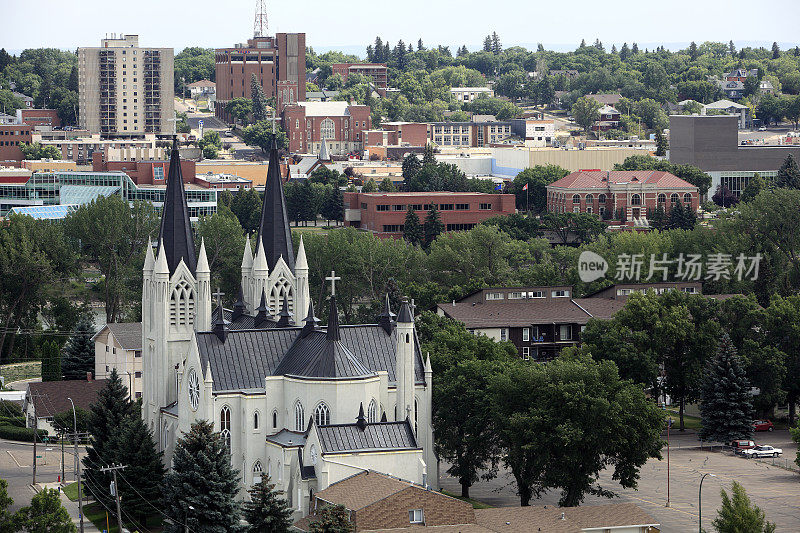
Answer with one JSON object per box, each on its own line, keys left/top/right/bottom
{"left": 414, "top": 398, "right": 419, "bottom": 434}
{"left": 314, "top": 402, "right": 330, "bottom": 426}
{"left": 169, "top": 280, "right": 195, "bottom": 327}
{"left": 320, "top": 118, "right": 335, "bottom": 140}
{"left": 367, "top": 399, "right": 377, "bottom": 423}
{"left": 220, "top": 406, "right": 231, "bottom": 450}
{"left": 162, "top": 421, "right": 168, "bottom": 450}
{"left": 294, "top": 402, "right": 304, "bottom": 431}
{"left": 253, "top": 461, "right": 263, "bottom": 484}
{"left": 273, "top": 410, "right": 278, "bottom": 429}
{"left": 270, "top": 278, "right": 294, "bottom": 315}
{"left": 253, "top": 411, "right": 260, "bottom": 430}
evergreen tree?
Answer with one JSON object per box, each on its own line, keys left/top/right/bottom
{"left": 422, "top": 144, "right": 436, "bottom": 167}
{"left": 83, "top": 370, "right": 136, "bottom": 511}
{"left": 423, "top": 205, "right": 444, "bottom": 248}
{"left": 648, "top": 206, "right": 667, "bottom": 231}
{"left": 579, "top": 39, "right": 586, "bottom": 48}
{"left": 689, "top": 41, "right": 699, "bottom": 61}
{"left": 243, "top": 476, "right": 292, "bottom": 533}
{"left": 741, "top": 173, "right": 766, "bottom": 202}
{"left": 417, "top": 38, "right": 424, "bottom": 51}
{"left": 491, "top": 32, "right": 501, "bottom": 55}
{"left": 483, "top": 35, "right": 492, "bottom": 53}
{"left": 15, "top": 488, "right": 75, "bottom": 533}
{"left": 251, "top": 74, "right": 268, "bottom": 122}
{"left": 321, "top": 187, "right": 344, "bottom": 225}
{"left": 373, "top": 37, "right": 383, "bottom": 62}
{"left": 365, "top": 45, "right": 374, "bottom": 63}
{"left": 40, "top": 340, "right": 61, "bottom": 381}
{"left": 611, "top": 44, "right": 618, "bottom": 54}
{"left": 0, "top": 478, "right": 15, "bottom": 533}
{"left": 402, "top": 153, "right": 421, "bottom": 185}
{"left": 620, "top": 43, "right": 630, "bottom": 61}
{"left": 699, "top": 334, "right": 753, "bottom": 444}
{"left": 403, "top": 208, "right": 423, "bottom": 245}
{"left": 114, "top": 413, "right": 165, "bottom": 526}
{"left": 632, "top": 42, "right": 639, "bottom": 54}
{"left": 655, "top": 130, "right": 668, "bottom": 156}
{"left": 712, "top": 482, "right": 775, "bottom": 533}
{"left": 775, "top": 154, "right": 800, "bottom": 189}
{"left": 61, "top": 316, "right": 95, "bottom": 380}
{"left": 309, "top": 504, "right": 353, "bottom": 533}
{"left": 163, "top": 420, "right": 243, "bottom": 533}
{"left": 361, "top": 178, "right": 377, "bottom": 192}
{"left": 729, "top": 40, "right": 736, "bottom": 56}
{"left": 378, "top": 177, "right": 396, "bottom": 192}
{"left": 383, "top": 43, "right": 390, "bottom": 64}
{"left": 771, "top": 42, "right": 780, "bottom": 59}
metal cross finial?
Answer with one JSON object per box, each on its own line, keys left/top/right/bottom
{"left": 410, "top": 299, "right": 417, "bottom": 315}
{"left": 212, "top": 288, "right": 225, "bottom": 307}
{"left": 326, "top": 270, "right": 341, "bottom": 297}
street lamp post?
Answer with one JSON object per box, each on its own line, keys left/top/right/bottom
{"left": 699, "top": 472, "right": 716, "bottom": 533}
{"left": 666, "top": 416, "right": 672, "bottom": 507}
{"left": 68, "top": 397, "right": 85, "bottom": 533}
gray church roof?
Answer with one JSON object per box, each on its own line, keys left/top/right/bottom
{"left": 158, "top": 137, "right": 196, "bottom": 275}
{"left": 317, "top": 421, "right": 419, "bottom": 455}
{"left": 195, "top": 324, "right": 425, "bottom": 392}
{"left": 265, "top": 429, "right": 307, "bottom": 448}
{"left": 272, "top": 330, "right": 375, "bottom": 380}
{"left": 223, "top": 309, "right": 278, "bottom": 330}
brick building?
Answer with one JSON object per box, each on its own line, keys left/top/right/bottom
{"left": 215, "top": 34, "right": 306, "bottom": 120}
{"left": 37, "top": 137, "right": 158, "bottom": 165}
{"left": 546, "top": 170, "right": 699, "bottom": 224}
{"left": 331, "top": 63, "right": 388, "bottom": 95}
{"left": 92, "top": 151, "right": 196, "bottom": 184}
{"left": 283, "top": 101, "right": 371, "bottom": 155}
{"left": 15, "top": 109, "right": 61, "bottom": 130}
{"left": 0, "top": 124, "right": 32, "bottom": 161}
{"left": 343, "top": 191, "right": 516, "bottom": 238}
{"left": 428, "top": 121, "right": 512, "bottom": 148}
{"left": 363, "top": 122, "right": 429, "bottom": 148}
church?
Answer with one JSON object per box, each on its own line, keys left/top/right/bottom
{"left": 140, "top": 138, "right": 437, "bottom": 517}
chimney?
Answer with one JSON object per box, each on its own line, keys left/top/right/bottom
{"left": 86, "top": 371, "right": 93, "bottom": 382}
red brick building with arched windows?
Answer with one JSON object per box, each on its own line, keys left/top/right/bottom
{"left": 546, "top": 170, "right": 699, "bottom": 225}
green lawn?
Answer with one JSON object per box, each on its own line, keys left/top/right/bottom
{"left": 665, "top": 409, "right": 702, "bottom": 431}
{"left": 82, "top": 501, "right": 163, "bottom": 532}
{"left": 62, "top": 481, "right": 81, "bottom": 501}
{"left": 0, "top": 362, "right": 41, "bottom": 384}
{"left": 441, "top": 489, "right": 493, "bottom": 509}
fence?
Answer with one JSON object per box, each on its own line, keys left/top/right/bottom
{"left": 753, "top": 455, "right": 799, "bottom": 472}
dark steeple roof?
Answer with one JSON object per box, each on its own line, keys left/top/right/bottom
{"left": 301, "top": 299, "right": 321, "bottom": 338}
{"left": 397, "top": 298, "right": 414, "bottom": 323}
{"left": 378, "top": 294, "right": 396, "bottom": 335}
{"left": 277, "top": 294, "right": 293, "bottom": 328}
{"left": 158, "top": 136, "right": 196, "bottom": 275}
{"left": 327, "top": 296, "right": 340, "bottom": 341}
{"left": 254, "top": 289, "right": 271, "bottom": 328}
{"left": 356, "top": 403, "right": 367, "bottom": 431}
{"left": 212, "top": 301, "right": 229, "bottom": 342}
{"left": 257, "top": 139, "right": 295, "bottom": 271}
{"left": 232, "top": 284, "right": 247, "bottom": 321}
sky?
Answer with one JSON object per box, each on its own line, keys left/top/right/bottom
{"left": 3, "top": 0, "right": 800, "bottom": 55}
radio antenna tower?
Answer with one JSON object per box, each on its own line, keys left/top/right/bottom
{"left": 253, "top": 0, "right": 268, "bottom": 38}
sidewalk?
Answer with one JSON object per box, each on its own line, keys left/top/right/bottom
{"left": 37, "top": 482, "right": 101, "bottom": 532}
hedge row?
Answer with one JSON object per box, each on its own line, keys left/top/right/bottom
{"left": 0, "top": 416, "right": 26, "bottom": 428}
{"left": 0, "top": 425, "right": 47, "bottom": 442}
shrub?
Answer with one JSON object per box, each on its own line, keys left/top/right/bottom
{"left": 0, "top": 425, "right": 47, "bottom": 442}
{"left": 0, "top": 401, "right": 23, "bottom": 417}
{"left": 0, "top": 416, "right": 26, "bottom": 428}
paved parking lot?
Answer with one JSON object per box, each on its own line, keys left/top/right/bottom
{"left": 440, "top": 430, "right": 800, "bottom": 533}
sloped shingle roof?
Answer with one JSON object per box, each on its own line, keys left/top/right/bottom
{"left": 104, "top": 323, "right": 142, "bottom": 350}
{"left": 549, "top": 170, "right": 696, "bottom": 190}
{"left": 317, "top": 421, "right": 418, "bottom": 455}
{"left": 27, "top": 379, "right": 108, "bottom": 418}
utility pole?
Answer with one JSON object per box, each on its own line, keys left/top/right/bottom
{"left": 100, "top": 464, "right": 127, "bottom": 532}
{"left": 61, "top": 429, "right": 65, "bottom": 484}
{"left": 68, "top": 397, "right": 85, "bottom": 533}
{"left": 32, "top": 413, "right": 37, "bottom": 485}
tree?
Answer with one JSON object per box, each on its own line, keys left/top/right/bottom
{"left": 0, "top": 478, "right": 15, "bottom": 533}
{"left": 309, "top": 504, "right": 353, "bottom": 533}
{"left": 712, "top": 185, "right": 738, "bottom": 208}
{"left": 689, "top": 41, "right": 699, "bottom": 61}
{"left": 571, "top": 96, "right": 601, "bottom": 135}
{"left": 423, "top": 205, "right": 444, "bottom": 248}
{"left": 361, "top": 178, "right": 377, "bottom": 192}
{"left": 198, "top": 130, "right": 222, "bottom": 159}
{"left": 490, "top": 353, "right": 663, "bottom": 506}
{"left": 775, "top": 154, "right": 800, "bottom": 189}
{"left": 226, "top": 188, "right": 262, "bottom": 233}
{"left": 320, "top": 186, "right": 344, "bottom": 226}
{"left": 20, "top": 142, "right": 61, "bottom": 160}
{"left": 422, "top": 143, "right": 436, "bottom": 167}
{"left": 40, "top": 339, "right": 61, "bottom": 381}
{"left": 250, "top": 74, "right": 268, "bottom": 122}
{"left": 483, "top": 35, "right": 492, "bottom": 53}
{"left": 83, "top": 370, "right": 137, "bottom": 512}
{"left": 378, "top": 177, "right": 396, "bottom": 192}
{"left": 699, "top": 334, "right": 753, "bottom": 444}
{"left": 771, "top": 42, "right": 780, "bottom": 59}
{"left": 402, "top": 208, "right": 423, "bottom": 246}
{"left": 52, "top": 407, "right": 89, "bottom": 435}
{"left": 114, "top": 414, "right": 165, "bottom": 526}
{"left": 243, "top": 476, "right": 292, "bottom": 533}
{"left": 196, "top": 207, "right": 246, "bottom": 302}
{"left": 15, "top": 488, "right": 75, "bottom": 533}
{"left": 712, "top": 482, "right": 776, "bottom": 533}
{"left": 655, "top": 130, "right": 668, "bottom": 156}
{"left": 225, "top": 97, "right": 253, "bottom": 126}
{"left": 740, "top": 173, "right": 766, "bottom": 202}
{"left": 744, "top": 75, "right": 760, "bottom": 98}
{"left": 512, "top": 165, "right": 569, "bottom": 213}
{"left": 163, "top": 420, "right": 242, "bottom": 533}
{"left": 241, "top": 121, "right": 288, "bottom": 153}
{"left": 402, "top": 153, "right": 421, "bottom": 185}
{"left": 790, "top": 418, "right": 800, "bottom": 470}
{"left": 539, "top": 212, "right": 606, "bottom": 245}
{"left": 61, "top": 316, "right": 95, "bottom": 380}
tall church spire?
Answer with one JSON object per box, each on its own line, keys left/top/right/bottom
{"left": 256, "top": 138, "right": 295, "bottom": 271}
{"left": 158, "top": 136, "right": 196, "bottom": 275}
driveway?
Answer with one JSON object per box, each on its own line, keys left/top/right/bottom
{"left": 439, "top": 430, "right": 800, "bottom": 533}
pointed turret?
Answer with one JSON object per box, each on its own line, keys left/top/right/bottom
{"left": 397, "top": 299, "right": 414, "bottom": 324}
{"left": 196, "top": 238, "right": 212, "bottom": 331}
{"left": 394, "top": 297, "right": 416, "bottom": 424}
{"left": 301, "top": 299, "right": 321, "bottom": 338}
{"left": 212, "top": 300, "right": 229, "bottom": 342}
{"left": 424, "top": 352, "right": 432, "bottom": 375}
{"left": 143, "top": 238, "right": 155, "bottom": 274}
{"left": 378, "top": 294, "right": 396, "bottom": 335}
{"left": 256, "top": 137, "right": 295, "bottom": 271}
{"left": 158, "top": 136, "right": 196, "bottom": 275}
{"left": 277, "top": 294, "right": 293, "bottom": 328}
{"left": 293, "top": 236, "right": 310, "bottom": 327}
{"left": 295, "top": 235, "right": 308, "bottom": 271}
{"left": 254, "top": 289, "right": 271, "bottom": 328}
{"left": 356, "top": 403, "right": 367, "bottom": 431}
{"left": 154, "top": 239, "right": 169, "bottom": 276}
{"left": 241, "top": 233, "right": 253, "bottom": 269}
{"left": 252, "top": 238, "right": 268, "bottom": 272}
{"left": 197, "top": 238, "right": 210, "bottom": 273}
{"left": 319, "top": 136, "right": 331, "bottom": 162}
{"left": 326, "top": 296, "right": 340, "bottom": 341}
{"left": 380, "top": 411, "right": 387, "bottom": 422}
{"left": 232, "top": 284, "right": 246, "bottom": 321}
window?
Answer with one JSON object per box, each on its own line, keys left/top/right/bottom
{"left": 187, "top": 369, "right": 200, "bottom": 411}
{"left": 684, "top": 193, "right": 692, "bottom": 204}
{"left": 585, "top": 194, "right": 594, "bottom": 204}
{"left": 367, "top": 399, "right": 377, "bottom": 423}
{"left": 314, "top": 403, "right": 330, "bottom": 426}
{"left": 572, "top": 194, "right": 581, "bottom": 204}
{"left": 455, "top": 203, "right": 469, "bottom": 210}
{"left": 392, "top": 204, "right": 405, "bottom": 211}
{"left": 220, "top": 406, "right": 231, "bottom": 450}
{"left": 551, "top": 290, "right": 569, "bottom": 297}
{"left": 631, "top": 194, "right": 642, "bottom": 206}
{"left": 439, "top": 204, "right": 454, "bottom": 211}
{"left": 382, "top": 224, "right": 404, "bottom": 233}
{"left": 479, "top": 202, "right": 493, "bottom": 210}
{"left": 522, "top": 347, "right": 530, "bottom": 360}
{"left": 320, "top": 118, "right": 335, "bottom": 139}
{"left": 598, "top": 194, "right": 606, "bottom": 204}
{"left": 670, "top": 193, "right": 679, "bottom": 206}
{"left": 500, "top": 328, "right": 508, "bottom": 341}
{"left": 486, "top": 292, "right": 504, "bottom": 301}
{"left": 683, "top": 286, "right": 698, "bottom": 294}
{"left": 657, "top": 193, "right": 666, "bottom": 206}
{"left": 508, "top": 292, "right": 525, "bottom": 299}
{"left": 253, "top": 461, "right": 263, "bottom": 484}
{"left": 528, "top": 291, "right": 544, "bottom": 298}
{"left": 409, "top": 509, "right": 424, "bottom": 524}
{"left": 163, "top": 421, "right": 168, "bottom": 450}
{"left": 295, "top": 402, "right": 304, "bottom": 431}
{"left": 169, "top": 280, "right": 195, "bottom": 327}
{"left": 559, "top": 325, "right": 572, "bottom": 341}
{"left": 134, "top": 371, "right": 142, "bottom": 378}
{"left": 522, "top": 328, "right": 530, "bottom": 341}
{"left": 376, "top": 204, "right": 390, "bottom": 211}
{"left": 273, "top": 410, "right": 278, "bottom": 429}
{"left": 254, "top": 411, "right": 260, "bottom": 430}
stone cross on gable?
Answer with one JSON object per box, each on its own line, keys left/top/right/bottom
{"left": 410, "top": 299, "right": 416, "bottom": 316}
{"left": 212, "top": 288, "right": 225, "bottom": 307}
{"left": 326, "top": 270, "right": 341, "bottom": 297}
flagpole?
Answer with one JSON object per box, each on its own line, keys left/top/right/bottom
{"left": 526, "top": 186, "right": 529, "bottom": 213}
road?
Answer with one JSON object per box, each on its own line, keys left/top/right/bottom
{"left": 439, "top": 430, "right": 800, "bottom": 533}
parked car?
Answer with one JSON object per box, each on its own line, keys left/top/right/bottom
{"left": 730, "top": 439, "right": 756, "bottom": 454}
{"left": 742, "top": 445, "right": 782, "bottom": 458}
{"left": 752, "top": 420, "right": 774, "bottom": 432}
{"left": 758, "top": 126, "right": 767, "bottom": 131}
